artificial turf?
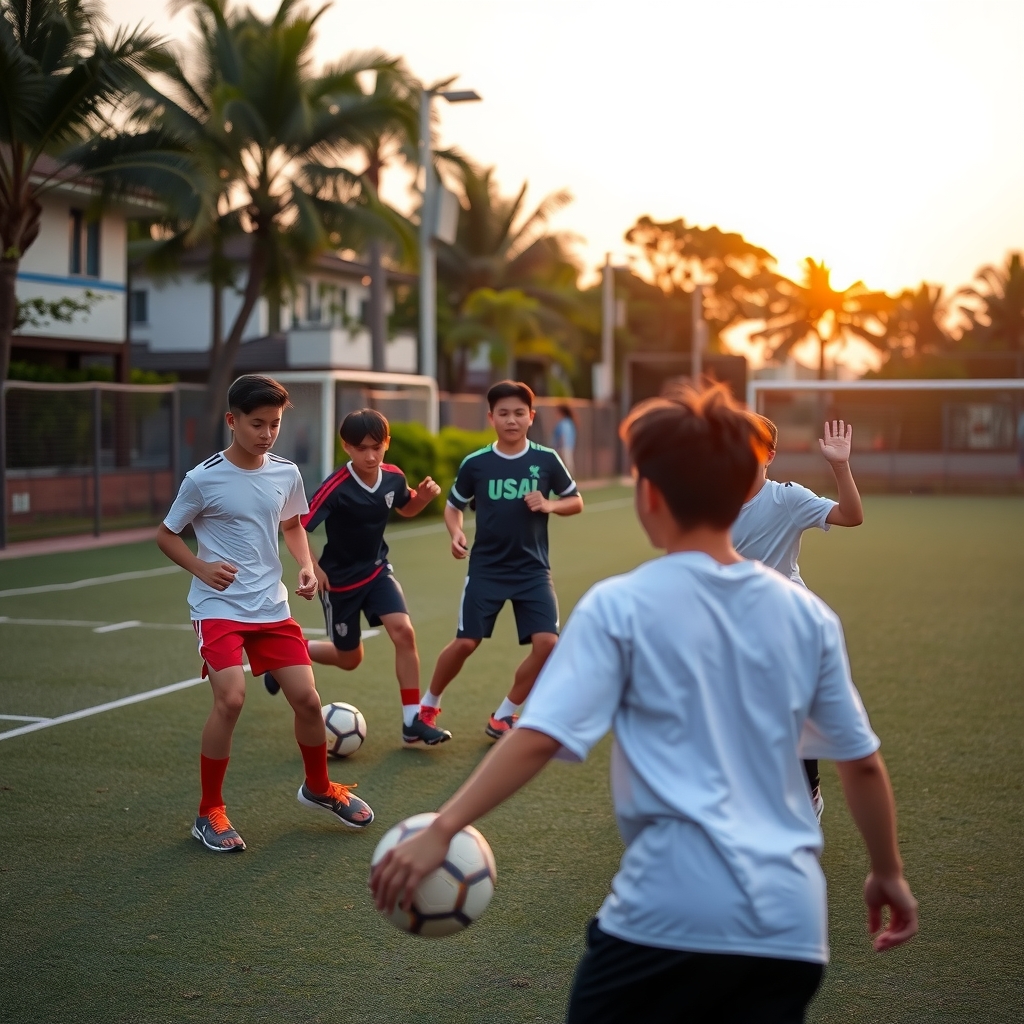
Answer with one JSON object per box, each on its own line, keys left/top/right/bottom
{"left": 0, "top": 489, "right": 1021, "bottom": 1023}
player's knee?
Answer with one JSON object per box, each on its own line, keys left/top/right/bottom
{"left": 336, "top": 646, "right": 363, "bottom": 670}
{"left": 533, "top": 633, "right": 558, "bottom": 657}
{"left": 453, "top": 638, "right": 480, "bottom": 658}
{"left": 391, "top": 622, "right": 416, "bottom": 650}
{"left": 217, "top": 689, "right": 246, "bottom": 719}
{"left": 293, "top": 687, "right": 322, "bottom": 719}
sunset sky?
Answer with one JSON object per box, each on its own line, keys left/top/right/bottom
{"left": 107, "top": 0, "right": 1024, "bottom": 364}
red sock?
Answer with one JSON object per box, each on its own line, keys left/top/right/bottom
{"left": 299, "top": 741, "right": 330, "bottom": 796}
{"left": 199, "top": 754, "right": 229, "bottom": 816}
{"left": 400, "top": 688, "right": 420, "bottom": 708}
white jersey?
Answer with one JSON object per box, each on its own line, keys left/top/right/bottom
{"left": 517, "top": 553, "right": 879, "bottom": 964}
{"left": 732, "top": 479, "right": 836, "bottom": 587}
{"left": 163, "top": 451, "right": 309, "bottom": 622}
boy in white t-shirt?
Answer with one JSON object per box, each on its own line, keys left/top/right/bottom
{"left": 732, "top": 417, "right": 864, "bottom": 819}
{"left": 371, "top": 384, "right": 916, "bottom": 1024}
{"left": 157, "top": 374, "right": 374, "bottom": 853}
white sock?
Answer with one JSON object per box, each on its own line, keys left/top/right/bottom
{"left": 402, "top": 704, "right": 418, "bottom": 727}
{"left": 421, "top": 691, "right": 442, "bottom": 709}
{"left": 494, "top": 697, "right": 519, "bottom": 720}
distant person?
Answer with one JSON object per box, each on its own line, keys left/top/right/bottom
{"left": 372, "top": 384, "right": 917, "bottom": 1024}
{"left": 732, "top": 416, "right": 865, "bottom": 822}
{"left": 264, "top": 409, "right": 451, "bottom": 748}
{"left": 552, "top": 404, "right": 578, "bottom": 478}
{"left": 157, "top": 374, "right": 374, "bottom": 853}
{"left": 420, "top": 380, "right": 583, "bottom": 740}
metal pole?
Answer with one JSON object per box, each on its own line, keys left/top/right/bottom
{"left": 0, "top": 384, "right": 7, "bottom": 549}
{"left": 418, "top": 90, "right": 437, "bottom": 382}
{"left": 595, "top": 253, "right": 614, "bottom": 401}
{"left": 92, "top": 386, "right": 102, "bottom": 537}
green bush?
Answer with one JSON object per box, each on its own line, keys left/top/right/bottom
{"left": 336, "top": 421, "right": 493, "bottom": 515}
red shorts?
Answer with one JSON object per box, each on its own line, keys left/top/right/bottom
{"left": 192, "top": 618, "right": 311, "bottom": 678}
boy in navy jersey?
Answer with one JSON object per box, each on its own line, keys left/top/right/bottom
{"left": 732, "top": 416, "right": 864, "bottom": 820}
{"left": 266, "top": 409, "right": 450, "bottom": 746}
{"left": 420, "top": 380, "right": 584, "bottom": 740}
{"left": 157, "top": 375, "right": 374, "bottom": 853}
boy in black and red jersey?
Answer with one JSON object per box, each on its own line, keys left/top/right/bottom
{"left": 265, "top": 409, "right": 450, "bottom": 746}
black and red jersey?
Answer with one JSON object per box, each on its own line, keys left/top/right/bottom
{"left": 301, "top": 462, "right": 413, "bottom": 588}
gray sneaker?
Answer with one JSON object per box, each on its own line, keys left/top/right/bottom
{"left": 296, "top": 782, "right": 374, "bottom": 829}
{"left": 192, "top": 807, "right": 246, "bottom": 852}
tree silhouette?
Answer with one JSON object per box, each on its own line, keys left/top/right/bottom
{"left": 958, "top": 252, "right": 1024, "bottom": 376}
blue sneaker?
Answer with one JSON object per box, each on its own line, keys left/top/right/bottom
{"left": 264, "top": 671, "right": 280, "bottom": 695}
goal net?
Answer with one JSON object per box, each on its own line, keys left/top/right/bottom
{"left": 747, "top": 379, "right": 1024, "bottom": 493}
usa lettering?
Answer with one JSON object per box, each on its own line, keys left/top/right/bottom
{"left": 488, "top": 478, "right": 539, "bottom": 500}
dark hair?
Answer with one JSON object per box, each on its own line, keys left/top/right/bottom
{"left": 487, "top": 380, "right": 534, "bottom": 410}
{"left": 227, "top": 374, "right": 290, "bottom": 414}
{"left": 557, "top": 404, "right": 576, "bottom": 423}
{"left": 620, "top": 383, "right": 772, "bottom": 530}
{"left": 755, "top": 414, "right": 778, "bottom": 452}
{"left": 340, "top": 408, "right": 389, "bottom": 445}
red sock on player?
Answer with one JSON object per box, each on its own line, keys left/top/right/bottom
{"left": 199, "top": 754, "right": 229, "bottom": 816}
{"left": 298, "top": 741, "right": 330, "bottom": 796}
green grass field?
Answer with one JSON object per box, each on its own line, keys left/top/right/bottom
{"left": 1, "top": 489, "right": 1022, "bottom": 1023}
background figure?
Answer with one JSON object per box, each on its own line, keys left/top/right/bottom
{"left": 552, "top": 405, "right": 577, "bottom": 478}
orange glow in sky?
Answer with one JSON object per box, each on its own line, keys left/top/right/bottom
{"left": 109, "top": 0, "right": 1024, "bottom": 367}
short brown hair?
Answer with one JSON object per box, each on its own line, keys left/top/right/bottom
{"left": 756, "top": 414, "right": 778, "bottom": 452}
{"left": 620, "top": 383, "right": 772, "bottom": 530}
{"left": 227, "top": 374, "right": 290, "bottom": 414}
{"left": 487, "top": 380, "right": 534, "bottom": 410}
{"left": 340, "top": 409, "right": 389, "bottom": 445}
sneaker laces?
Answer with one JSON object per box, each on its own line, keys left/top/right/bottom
{"left": 206, "top": 806, "right": 234, "bottom": 834}
{"left": 325, "top": 781, "right": 356, "bottom": 806}
{"left": 420, "top": 705, "right": 441, "bottom": 726}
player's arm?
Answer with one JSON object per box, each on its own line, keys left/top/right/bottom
{"left": 835, "top": 751, "right": 918, "bottom": 951}
{"left": 444, "top": 501, "right": 469, "bottom": 559}
{"left": 819, "top": 420, "right": 864, "bottom": 527}
{"left": 156, "top": 523, "right": 238, "bottom": 591}
{"left": 370, "top": 727, "right": 561, "bottom": 912}
{"left": 524, "top": 491, "right": 584, "bottom": 516}
{"left": 396, "top": 476, "right": 442, "bottom": 517}
{"left": 280, "top": 514, "right": 317, "bottom": 600}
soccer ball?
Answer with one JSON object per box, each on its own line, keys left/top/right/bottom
{"left": 370, "top": 812, "right": 497, "bottom": 937}
{"left": 321, "top": 701, "right": 366, "bottom": 758}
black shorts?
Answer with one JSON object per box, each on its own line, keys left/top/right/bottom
{"left": 456, "top": 573, "right": 559, "bottom": 645}
{"left": 567, "top": 920, "right": 823, "bottom": 1024}
{"left": 320, "top": 568, "right": 408, "bottom": 651}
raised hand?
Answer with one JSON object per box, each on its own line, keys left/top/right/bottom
{"left": 819, "top": 420, "right": 853, "bottom": 465}
{"left": 195, "top": 560, "right": 238, "bottom": 591}
{"left": 417, "top": 476, "right": 442, "bottom": 501}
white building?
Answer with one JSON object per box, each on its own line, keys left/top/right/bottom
{"left": 13, "top": 158, "right": 156, "bottom": 376}
{"left": 130, "top": 238, "right": 418, "bottom": 378}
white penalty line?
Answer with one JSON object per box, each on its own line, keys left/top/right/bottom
{"left": 0, "top": 565, "right": 181, "bottom": 599}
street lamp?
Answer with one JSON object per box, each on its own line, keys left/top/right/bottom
{"left": 418, "top": 85, "right": 481, "bottom": 387}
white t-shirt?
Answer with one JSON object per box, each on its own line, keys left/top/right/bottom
{"left": 732, "top": 479, "right": 836, "bottom": 587}
{"left": 517, "top": 553, "right": 879, "bottom": 964}
{"left": 163, "top": 451, "right": 309, "bottom": 622}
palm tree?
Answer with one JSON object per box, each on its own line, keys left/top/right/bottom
{"left": 0, "top": 0, "right": 166, "bottom": 381}
{"left": 753, "top": 258, "right": 891, "bottom": 378}
{"left": 882, "top": 283, "right": 950, "bottom": 357}
{"left": 958, "top": 252, "right": 1024, "bottom": 376}
{"left": 105, "top": 0, "right": 414, "bottom": 454}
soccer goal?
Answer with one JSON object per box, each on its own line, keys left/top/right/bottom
{"left": 747, "top": 378, "right": 1024, "bottom": 493}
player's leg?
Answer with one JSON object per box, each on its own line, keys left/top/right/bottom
{"left": 486, "top": 576, "right": 559, "bottom": 739}
{"left": 265, "top": 591, "right": 361, "bottom": 694}
{"left": 248, "top": 619, "right": 373, "bottom": 828}
{"left": 421, "top": 576, "right": 499, "bottom": 718}
{"left": 189, "top": 617, "right": 249, "bottom": 851}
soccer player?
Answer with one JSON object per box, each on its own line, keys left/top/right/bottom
{"left": 420, "top": 380, "right": 583, "bottom": 740}
{"left": 265, "top": 409, "right": 450, "bottom": 747}
{"left": 732, "top": 416, "right": 865, "bottom": 820}
{"left": 371, "top": 385, "right": 918, "bottom": 1024}
{"left": 157, "top": 374, "right": 374, "bottom": 853}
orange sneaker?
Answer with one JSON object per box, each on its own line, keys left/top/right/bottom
{"left": 485, "top": 713, "right": 518, "bottom": 740}
{"left": 297, "top": 781, "right": 374, "bottom": 828}
{"left": 192, "top": 805, "right": 246, "bottom": 852}
{"left": 418, "top": 704, "right": 441, "bottom": 729}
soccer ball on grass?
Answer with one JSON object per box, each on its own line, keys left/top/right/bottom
{"left": 321, "top": 701, "right": 366, "bottom": 758}
{"left": 370, "top": 812, "right": 496, "bottom": 937}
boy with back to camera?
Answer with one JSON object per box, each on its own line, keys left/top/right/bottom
{"left": 372, "top": 384, "right": 917, "bottom": 1024}
{"left": 157, "top": 374, "right": 374, "bottom": 853}
{"left": 732, "top": 416, "right": 864, "bottom": 820}
{"left": 264, "top": 409, "right": 451, "bottom": 747}
{"left": 420, "top": 380, "right": 583, "bottom": 740}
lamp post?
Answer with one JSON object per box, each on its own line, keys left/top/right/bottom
{"left": 418, "top": 86, "right": 481, "bottom": 384}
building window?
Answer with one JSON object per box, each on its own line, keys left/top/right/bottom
{"left": 129, "top": 289, "right": 149, "bottom": 325}
{"left": 69, "top": 209, "right": 100, "bottom": 277}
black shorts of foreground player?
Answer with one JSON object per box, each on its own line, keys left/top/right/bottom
{"left": 266, "top": 409, "right": 450, "bottom": 747}
{"left": 372, "top": 384, "right": 918, "bottom": 1024}
{"left": 421, "top": 380, "right": 583, "bottom": 741}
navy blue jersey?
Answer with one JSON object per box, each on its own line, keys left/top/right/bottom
{"left": 447, "top": 441, "right": 577, "bottom": 580}
{"left": 302, "top": 462, "right": 412, "bottom": 587}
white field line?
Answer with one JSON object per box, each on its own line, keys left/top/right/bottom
{"left": 0, "top": 618, "right": 377, "bottom": 638}
{"left": 0, "top": 714, "right": 51, "bottom": 722}
{"left": 0, "top": 565, "right": 181, "bottom": 599}
{"left": 93, "top": 620, "right": 142, "bottom": 633}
